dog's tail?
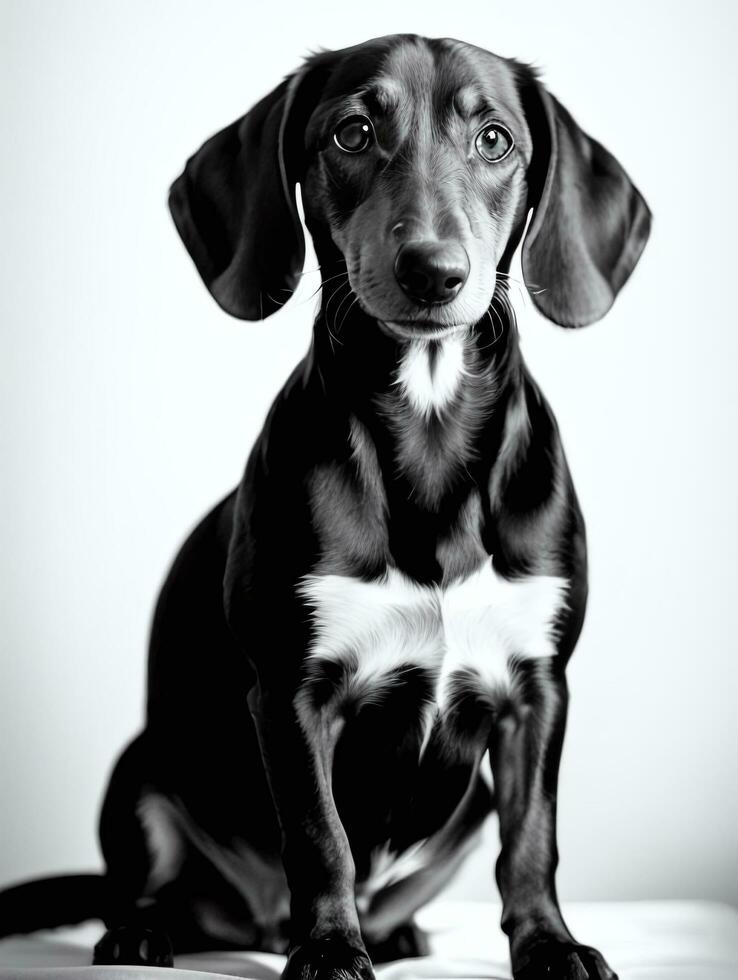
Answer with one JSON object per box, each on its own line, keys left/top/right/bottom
{"left": 0, "top": 873, "right": 110, "bottom": 937}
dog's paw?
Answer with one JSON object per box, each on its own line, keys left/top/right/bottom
{"left": 282, "top": 937, "right": 375, "bottom": 980}
{"left": 515, "top": 941, "right": 617, "bottom": 980}
{"left": 92, "top": 925, "right": 174, "bottom": 967}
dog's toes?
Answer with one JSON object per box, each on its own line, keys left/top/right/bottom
{"left": 93, "top": 925, "right": 174, "bottom": 967}
{"left": 282, "top": 937, "right": 375, "bottom": 980}
{"left": 515, "top": 941, "right": 617, "bottom": 980}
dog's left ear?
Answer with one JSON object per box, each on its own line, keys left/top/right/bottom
{"left": 519, "top": 74, "right": 652, "bottom": 328}
{"left": 168, "top": 61, "right": 329, "bottom": 320}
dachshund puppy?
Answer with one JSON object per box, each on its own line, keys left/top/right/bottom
{"left": 0, "top": 33, "right": 650, "bottom": 980}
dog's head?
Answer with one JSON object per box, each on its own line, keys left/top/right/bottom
{"left": 169, "top": 34, "right": 650, "bottom": 334}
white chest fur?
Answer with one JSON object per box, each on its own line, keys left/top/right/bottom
{"left": 395, "top": 334, "right": 468, "bottom": 416}
{"left": 298, "top": 561, "right": 568, "bottom": 713}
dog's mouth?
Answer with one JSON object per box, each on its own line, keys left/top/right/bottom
{"left": 378, "top": 319, "right": 469, "bottom": 342}
{"left": 351, "top": 266, "right": 495, "bottom": 344}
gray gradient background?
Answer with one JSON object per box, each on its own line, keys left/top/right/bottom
{"left": 1, "top": 0, "right": 737, "bottom": 908}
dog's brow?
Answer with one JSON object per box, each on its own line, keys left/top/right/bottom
{"left": 453, "top": 86, "right": 495, "bottom": 120}
{"left": 360, "top": 83, "right": 402, "bottom": 116}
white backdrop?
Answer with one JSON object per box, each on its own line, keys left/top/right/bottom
{"left": 1, "top": 0, "right": 737, "bottom": 908}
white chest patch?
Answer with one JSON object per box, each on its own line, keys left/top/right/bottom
{"left": 395, "top": 334, "right": 468, "bottom": 416}
{"left": 298, "top": 561, "right": 568, "bottom": 713}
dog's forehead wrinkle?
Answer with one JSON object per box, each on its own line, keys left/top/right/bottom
{"left": 369, "top": 39, "right": 522, "bottom": 156}
{"left": 453, "top": 85, "right": 492, "bottom": 119}
{"left": 374, "top": 40, "right": 443, "bottom": 136}
{"left": 378, "top": 37, "right": 436, "bottom": 90}
{"left": 444, "top": 42, "right": 528, "bottom": 130}
{"left": 366, "top": 79, "right": 403, "bottom": 114}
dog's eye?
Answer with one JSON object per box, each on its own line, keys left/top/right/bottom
{"left": 333, "top": 116, "right": 374, "bottom": 154}
{"left": 475, "top": 124, "right": 514, "bottom": 162}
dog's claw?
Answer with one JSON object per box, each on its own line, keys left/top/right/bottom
{"left": 515, "top": 941, "right": 617, "bottom": 980}
{"left": 282, "top": 937, "right": 375, "bottom": 980}
{"left": 93, "top": 925, "right": 174, "bottom": 967}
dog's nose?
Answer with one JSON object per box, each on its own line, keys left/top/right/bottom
{"left": 394, "top": 241, "right": 470, "bottom": 304}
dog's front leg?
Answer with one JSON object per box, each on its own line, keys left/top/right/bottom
{"left": 490, "top": 664, "right": 617, "bottom": 980}
{"left": 248, "top": 683, "right": 374, "bottom": 980}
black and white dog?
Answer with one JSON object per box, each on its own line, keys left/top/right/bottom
{"left": 0, "top": 34, "right": 650, "bottom": 980}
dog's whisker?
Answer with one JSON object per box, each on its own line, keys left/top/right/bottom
{"left": 306, "top": 273, "right": 349, "bottom": 304}
{"left": 337, "top": 293, "right": 361, "bottom": 334}
{"left": 322, "top": 281, "right": 352, "bottom": 351}
{"left": 487, "top": 308, "right": 501, "bottom": 346}
{"left": 296, "top": 260, "right": 347, "bottom": 279}
{"left": 332, "top": 287, "right": 357, "bottom": 336}
{"left": 319, "top": 271, "right": 352, "bottom": 288}
{"left": 326, "top": 324, "right": 340, "bottom": 352}
{"left": 265, "top": 291, "right": 287, "bottom": 308}
{"left": 324, "top": 279, "right": 351, "bottom": 327}
{"left": 326, "top": 281, "right": 352, "bottom": 323}
{"left": 471, "top": 310, "right": 500, "bottom": 353}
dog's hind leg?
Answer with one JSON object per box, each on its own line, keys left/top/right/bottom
{"left": 359, "top": 767, "right": 493, "bottom": 962}
{"left": 93, "top": 733, "right": 176, "bottom": 967}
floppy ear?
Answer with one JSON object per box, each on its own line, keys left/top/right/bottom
{"left": 520, "top": 76, "right": 652, "bottom": 328}
{"left": 169, "top": 65, "right": 322, "bottom": 320}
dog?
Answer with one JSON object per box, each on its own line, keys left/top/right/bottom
{"left": 0, "top": 33, "right": 650, "bottom": 980}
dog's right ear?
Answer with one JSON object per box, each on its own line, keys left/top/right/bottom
{"left": 169, "top": 63, "right": 327, "bottom": 320}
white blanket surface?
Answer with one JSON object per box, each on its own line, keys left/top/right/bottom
{"left": 0, "top": 900, "right": 736, "bottom": 980}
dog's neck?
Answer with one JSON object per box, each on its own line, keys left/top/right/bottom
{"left": 311, "top": 284, "right": 521, "bottom": 400}
{"left": 306, "top": 289, "right": 526, "bottom": 510}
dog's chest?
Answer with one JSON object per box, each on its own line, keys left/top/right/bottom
{"left": 298, "top": 561, "right": 568, "bottom": 715}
